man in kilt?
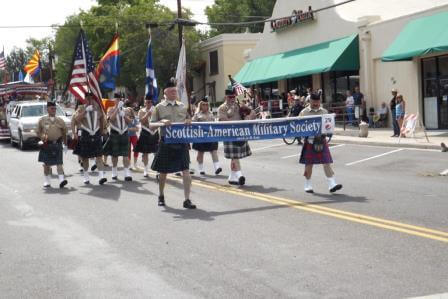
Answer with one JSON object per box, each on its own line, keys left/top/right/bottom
{"left": 73, "top": 92, "right": 107, "bottom": 185}
{"left": 37, "top": 101, "right": 68, "bottom": 188}
{"left": 103, "top": 95, "right": 133, "bottom": 181}
{"left": 135, "top": 95, "right": 159, "bottom": 178}
{"left": 218, "top": 89, "right": 255, "bottom": 185}
{"left": 299, "top": 92, "right": 342, "bottom": 193}
{"left": 151, "top": 77, "right": 196, "bottom": 209}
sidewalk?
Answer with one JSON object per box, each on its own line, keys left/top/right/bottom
{"left": 331, "top": 126, "right": 448, "bottom": 150}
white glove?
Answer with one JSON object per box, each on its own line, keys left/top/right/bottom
{"left": 86, "top": 105, "right": 93, "bottom": 112}
{"left": 63, "top": 144, "right": 68, "bottom": 154}
{"left": 118, "top": 101, "right": 124, "bottom": 109}
{"left": 119, "top": 110, "right": 125, "bottom": 117}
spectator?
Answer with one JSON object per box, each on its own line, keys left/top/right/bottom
{"left": 390, "top": 88, "right": 400, "bottom": 137}
{"left": 395, "top": 94, "right": 406, "bottom": 137}
{"left": 353, "top": 86, "right": 365, "bottom": 122}
{"left": 287, "top": 90, "right": 295, "bottom": 108}
{"left": 377, "top": 102, "right": 388, "bottom": 127}
{"left": 345, "top": 90, "right": 355, "bottom": 126}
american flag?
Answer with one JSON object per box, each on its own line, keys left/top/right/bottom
{"left": 68, "top": 30, "right": 102, "bottom": 107}
{"left": 0, "top": 47, "right": 6, "bottom": 70}
{"left": 228, "top": 75, "right": 247, "bottom": 96}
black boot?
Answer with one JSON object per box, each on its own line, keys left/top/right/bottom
{"left": 158, "top": 195, "right": 165, "bottom": 206}
{"left": 183, "top": 199, "right": 196, "bottom": 209}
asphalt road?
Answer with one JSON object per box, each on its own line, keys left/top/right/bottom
{"left": 0, "top": 139, "right": 447, "bottom": 298}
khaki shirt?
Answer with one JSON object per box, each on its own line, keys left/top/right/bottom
{"left": 192, "top": 111, "right": 214, "bottom": 122}
{"left": 151, "top": 100, "right": 189, "bottom": 123}
{"left": 217, "top": 102, "right": 241, "bottom": 121}
{"left": 298, "top": 106, "right": 328, "bottom": 117}
{"left": 37, "top": 115, "right": 67, "bottom": 142}
{"left": 74, "top": 101, "right": 105, "bottom": 135}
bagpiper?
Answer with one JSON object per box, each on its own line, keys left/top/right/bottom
{"left": 72, "top": 92, "right": 107, "bottom": 185}
{"left": 218, "top": 89, "right": 255, "bottom": 185}
{"left": 298, "top": 92, "right": 342, "bottom": 193}
{"left": 37, "top": 101, "right": 68, "bottom": 188}
{"left": 150, "top": 77, "right": 196, "bottom": 209}
{"left": 103, "top": 94, "right": 133, "bottom": 181}
{"left": 134, "top": 95, "right": 159, "bottom": 178}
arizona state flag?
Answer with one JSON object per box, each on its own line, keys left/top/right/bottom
{"left": 24, "top": 50, "right": 41, "bottom": 78}
{"left": 96, "top": 34, "right": 120, "bottom": 90}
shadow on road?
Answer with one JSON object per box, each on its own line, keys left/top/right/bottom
{"left": 305, "top": 193, "right": 368, "bottom": 205}
{"left": 240, "top": 184, "right": 285, "bottom": 194}
{"left": 44, "top": 186, "right": 78, "bottom": 194}
{"left": 161, "top": 204, "right": 288, "bottom": 222}
{"left": 77, "top": 180, "right": 155, "bottom": 201}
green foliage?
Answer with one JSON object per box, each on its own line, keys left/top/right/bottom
{"left": 53, "top": 0, "right": 203, "bottom": 98}
{"left": 205, "top": 0, "right": 276, "bottom": 37}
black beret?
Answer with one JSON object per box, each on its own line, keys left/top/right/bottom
{"left": 310, "top": 92, "right": 321, "bottom": 101}
{"left": 46, "top": 101, "right": 56, "bottom": 107}
{"left": 144, "top": 95, "right": 152, "bottom": 101}
{"left": 113, "top": 93, "right": 121, "bottom": 98}
{"left": 225, "top": 89, "right": 235, "bottom": 96}
{"left": 165, "top": 77, "right": 176, "bottom": 88}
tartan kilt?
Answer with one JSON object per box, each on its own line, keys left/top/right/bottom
{"left": 38, "top": 142, "right": 63, "bottom": 166}
{"left": 73, "top": 131, "right": 103, "bottom": 158}
{"left": 223, "top": 141, "right": 252, "bottom": 159}
{"left": 134, "top": 130, "right": 159, "bottom": 154}
{"left": 299, "top": 140, "right": 333, "bottom": 165}
{"left": 151, "top": 142, "right": 190, "bottom": 173}
{"left": 192, "top": 142, "right": 218, "bottom": 152}
{"left": 103, "top": 132, "right": 129, "bottom": 157}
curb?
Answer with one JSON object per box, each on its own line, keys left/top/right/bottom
{"left": 330, "top": 136, "right": 441, "bottom": 150}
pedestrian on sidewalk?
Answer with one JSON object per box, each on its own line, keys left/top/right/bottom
{"left": 390, "top": 88, "right": 400, "bottom": 137}
{"left": 345, "top": 90, "right": 355, "bottom": 126}
{"left": 353, "top": 86, "right": 365, "bottom": 123}
{"left": 37, "top": 101, "right": 68, "bottom": 188}
{"left": 150, "top": 77, "right": 196, "bottom": 209}
{"left": 395, "top": 94, "right": 406, "bottom": 137}
{"left": 299, "top": 93, "right": 342, "bottom": 193}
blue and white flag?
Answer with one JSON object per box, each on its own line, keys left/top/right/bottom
{"left": 145, "top": 30, "right": 158, "bottom": 105}
{"left": 162, "top": 114, "right": 335, "bottom": 144}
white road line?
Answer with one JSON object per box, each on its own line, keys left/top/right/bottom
{"left": 281, "top": 144, "right": 346, "bottom": 159}
{"left": 440, "top": 169, "right": 448, "bottom": 176}
{"left": 345, "top": 148, "right": 404, "bottom": 166}
{"left": 252, "top": 143, "right": 285, "bottom": 152}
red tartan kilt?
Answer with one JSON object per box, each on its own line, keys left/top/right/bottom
{"left": 299, "top": 141, "right": 333, "bottom": 165}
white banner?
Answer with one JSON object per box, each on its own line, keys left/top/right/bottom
{"left": 175, "top": 38, "right": 188, "bottom": 106}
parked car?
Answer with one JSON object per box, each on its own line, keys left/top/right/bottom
{"left": 9, "top": 101, "right": 72, "bottom": 150}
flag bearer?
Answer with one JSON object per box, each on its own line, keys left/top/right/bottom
{"left": 37, "top": 101, "right": 68, "bottom": 188}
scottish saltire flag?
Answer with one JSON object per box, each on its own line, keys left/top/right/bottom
{"left": 68, "top": 29, "right": 102, "bottom": 107}
{"left": 228, "top": 75, "right": 247, "bottom": 96}
{"left": 96, "top": 34, "right": 120, "bottom": 90}
{"left": 175, "top": 38, "right": 188, "bottom": 105}
{"left": 0, "top": 47, "right": 6, "bottom": 70}
{"left": 24, "top": 50, "right": 41, "bottom": 78}
{"left": 145, "top": 31, "right": 158, "bottom": 105}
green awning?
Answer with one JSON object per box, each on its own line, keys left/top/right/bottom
{"left": 382, "top": 11, "right": 448, "bottom": 61}
{"left": 234, "top": 34, "right": 359, "bottom": 86}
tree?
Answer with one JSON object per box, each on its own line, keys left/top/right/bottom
{"left": 205, "top": 0, "right": 276, "bottom": 37}
{"left": 53, "top": 0, "right": 203, "bottom": 98}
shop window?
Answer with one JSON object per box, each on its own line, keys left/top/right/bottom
{"left": 322, "top": 71, "right": 359, "bottom": 104}
{"left": 286, "top": 75, "right": 312, "bottom": 96}
{"left": 209, "top": 50, "right": 218, "bottom": 75}
{"left": 423, "top": 58, "right": 437, "bottom": 97}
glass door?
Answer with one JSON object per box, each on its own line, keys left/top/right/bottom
{"left": 439, "top": 56, "right": 448, "bottom": 129}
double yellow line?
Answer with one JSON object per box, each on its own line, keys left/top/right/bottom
{"left": 167, "top": 175, "right": 448, "bottom": 243}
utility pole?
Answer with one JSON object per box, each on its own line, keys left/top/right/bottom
{"left": 177, "top": 0, "right": 183, "bottom": 50}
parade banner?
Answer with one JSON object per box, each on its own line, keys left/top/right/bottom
{"left": 163, "top": 114, "right": 335, "bottom": 144}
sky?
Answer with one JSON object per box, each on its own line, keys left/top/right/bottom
{"left": 0, "top": 0, "right": 215, "bottom": 54}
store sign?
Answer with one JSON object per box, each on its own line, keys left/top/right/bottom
{"left": 271, "top": 6, "right": 315, "bottom": 32}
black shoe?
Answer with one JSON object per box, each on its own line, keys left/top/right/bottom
{"left": 215, "top": 167, "right": 222, "bottom": 175}
{"left": 183, "top": 199, "right": 196, "bottom": 209}
{"left": 143, "top": 173, "right": 149, "bottom": 178}
{"left": 125, "top": 176, "right": 132, "bottom": 182}
{"left": 112, "top": 176, "right": 118, "bottom": 180}
{"left": 175, "top": 172, "right": 181, "bottom": 177}
{"left": 228, "top": 180, "right": 239, "bottom": 185}
{"left": 330, "top": 184, "right": 343, "bottom": 193}
{"left": 200, "top": 171, "right": 205, "bottom": 175}
{"left": 91, "top": 164, "right": 97, "bottom": 171}
{"left": 99, "top": 178, "right": 107, "bottom": 185}
{"left": 238, "top": 176, "right": 246, "bottom": 186}
{"left": 189, "top": 170, "right": 195, "bottom": 174}
{"left": 59, "top": 180, "right": 68, "bottom": 189}
{"left": 158, "top": 195, "right": 165, "bottom": 206}
{"left": 84, "top": 180, "right": 90, "bottom": 185}
{"left": 305, "top": 189, "right": 314, "bottom": 194}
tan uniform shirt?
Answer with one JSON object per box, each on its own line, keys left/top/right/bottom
{"left": 298, "top": 106, "right": 328, "bottom": 117}
{"left": 192, "top": 111, "right": 214, "bottom": 122}
{"left": 37, "top": 116, "right": 67, "bottom": 142}
{"left": 217, "top": 102, "right": 242, "bottom": 121}
{"left": 151, "top": 100, "right": 189, "bottom": 123}
{"left": 74, "top": 102, "right": 105, "bottom": 135}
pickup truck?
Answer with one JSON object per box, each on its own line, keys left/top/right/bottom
{"left": 9, "top": 101, "right": 72, "bottom": 150}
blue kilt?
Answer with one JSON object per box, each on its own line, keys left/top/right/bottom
{"left": 38, "top": 142, "right": 63, "bottom": 166}
{"left": 103, "top": 131, "right": 129, "bottom": 157}
{"left": 134, "top": 129, "right": 159, "bottom": 154}
{"left": 73, "top": 130, "right": 103, "bottom": 158}
{"left": 151, "top": 141, "right": 190, "bottom": 173}
{"left": 223, "top": 141, "right": 251, "bottom": 159}
{"left": 299, "top": 140, "right": 333, "bottom": 165}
